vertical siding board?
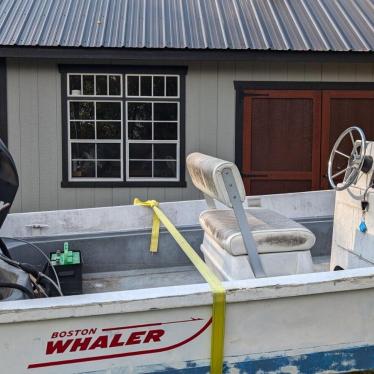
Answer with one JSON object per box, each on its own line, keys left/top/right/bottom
{"left": 338, "top": 63, "right": 356, "bottom": 81}
{"left": 76, "top": 188, "right": 95, "bottom": 208}
{"left": 147, "top": 187, "right": 165, "bottom": 202}
{"left": 199, "top": 62, "right": 219, "bottom": 156}
{"left": 355, "top": 63, "right": 374, "bottom": 82}
{"left": 37, "top": 63, "right": 59, "bottom": 211}
{"left": 252, "top": 62, "right": 270, "bottom": 80}
{"left": 287, "top": 62, "right": 305, "bottom": 81}
{"left": 322, "top": 63, "right": 339, "bottom": 81}
{"left": 94, "top": 188, "right": 113, "bottom": 207}
{"left": 19, "top": 62, "right": 39, "bottom": 212}
{"left": 6, "top": 60, "right": 22, "bottom": 212}
{"left": 217, "top": 62, "right": 236, "bottom": 162}
{"left": 164, "top": 188, "right": 182, "bottom": 202}
{"left": 183, "top": 62, "right": 201, "bottom": 201}
{"left": 304, "top": 63, "right": 322, "bottom": 81}
{"left": 112, "top": 187, "right": 131, "bottom": 206}
{"left": 130, "top": 188, "right": 148, "bottom": 203}
{"left": 56, "top": 68, "right": 77, "bottom": 210}
{"left": 269, "top": 62, "right": 287, "bottom": 81}
{"left": 235, "top": 61, "right": 253, "bottom": 81}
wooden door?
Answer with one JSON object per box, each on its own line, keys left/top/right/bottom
{"left": 242, "top": 90, "right": 321, "bottom": 195}
{"left": 320, "top": 91, "right": 374, "bottom": 189}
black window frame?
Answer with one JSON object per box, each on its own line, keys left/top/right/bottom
{"left": 59, "top": 65, "right": 187, "bottom": 188}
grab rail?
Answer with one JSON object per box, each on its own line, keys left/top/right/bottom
{"left": 133, "top": 198, "right": 226, "bottom": 374}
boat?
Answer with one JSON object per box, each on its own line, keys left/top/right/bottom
{"left": 0, "top": 126, "right": 373, "bottom": 373}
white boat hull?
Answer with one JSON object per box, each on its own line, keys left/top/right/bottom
{"left": 1, "top": 266, "right": 373, "bottom": 373}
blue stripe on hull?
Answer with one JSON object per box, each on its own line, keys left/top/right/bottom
{"left": 155, "top": 345, "right": 374, "bottom": 373}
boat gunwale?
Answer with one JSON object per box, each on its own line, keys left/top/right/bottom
{"left": 0, "top": 266, "right": 373, "bottom": 324}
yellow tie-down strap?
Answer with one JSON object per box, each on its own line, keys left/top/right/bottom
{"left": 133, "top": 198, "right": 226, "bottom": 374}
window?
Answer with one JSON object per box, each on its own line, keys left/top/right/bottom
{"left": 60, "top": 67, "right": 186, "bottom": 187}
{"left": 126, "top": 75, "right": 180, "bottom": 181}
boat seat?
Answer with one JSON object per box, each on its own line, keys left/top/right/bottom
{"left": 186, "top": 152, "right": 316, "bottom": 279}
{"left": 199, "top": 208, "right": 316, "bottom": 256}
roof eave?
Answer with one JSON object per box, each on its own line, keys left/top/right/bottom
{"left": 0, "top": 46, "right": 373, "bottom": 63}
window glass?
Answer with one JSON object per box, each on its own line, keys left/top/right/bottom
{"left": 127, "top": 102, "right": 152, "bottom": 121}
{"left": 97, "top": 143, "right": 121, "bottom": 159}
{"left": 97, "top": 161, "right": 121, "bottom": 178}
{"left": 153, "top": 76, "right": 165, "bottom": 96}
{"left": 129, "top": 144, "right": 152, "bottom": 159}
{"left": 71, "top": 143, "right": 95, "bottom": 159}
{"left": 141, "top": 76, "right": 152, "bottom": 96}
{"left": 83, "top": 75, "right": 94, "bottom": 95}
{"left": 166, "top": 77, "right": 178, "bottom": 96}
{"left": 125, "top": 75, "right": 180, "bottom": 181}
{"left": 96, "top": 75, "right": 108, "bottom": 95}
{"left": 96, "top": 102, "right": 121, "bottom": 120}
{"left": 109, "top": 75, "right": 121, "bottom": 95}
{"left": 154, "top": 122, "right": 178, "bottom": 140}
{"left": 69, "top": 74, "right": 121, "bottom": 97}
{"left": 70, "top": 121, "right": 95, "bottom": 139}
{"left": 154, "top": 103, "right": 178, "bottom": 121}
{"left": 154, "top": 161, "right": 176, "bottom": 178}
{"left": 69, "top": 75, "right": 81, "bottom": 95}
{"left": 127, "top": 76, "right": 139, "bottom": 96}
{"left": 97, "top": 122, "right": 121, "bottom": 139}
{"left": 128, "top": 122, "right": 152, "bottom": 140}
{"left": 129, "top": 161, "right": 152, "bottom": 177}
{"left": 72, "top": 161, "right": 95, "bottom": 178}
{"left": 68, "top": 101, "right": 122, "bottom": 180}
{"left": 70, "top": 102, "right": 94, "bottom": 120}
{"left": 154, "top": 144, "right": 177, "bottom": 159}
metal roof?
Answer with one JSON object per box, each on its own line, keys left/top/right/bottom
{"left": 0, "top": 0, "right": 373, "bottom": 52}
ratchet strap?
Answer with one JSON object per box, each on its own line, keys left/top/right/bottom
{"left": 133, "top": 198, "right": 226, "bottom": 374}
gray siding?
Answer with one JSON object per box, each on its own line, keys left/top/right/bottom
{"left": 6, "top": 59, "right": 374, "bottom": 212}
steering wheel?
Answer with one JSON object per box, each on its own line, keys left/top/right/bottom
{"left": 328, "top": 126, "right": 366, "bottom": 191}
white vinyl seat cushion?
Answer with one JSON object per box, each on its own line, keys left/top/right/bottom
{"left": 199, "top": 208, "right": 316, "bottom": 256}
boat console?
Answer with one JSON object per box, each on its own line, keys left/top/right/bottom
{"left": 186, "top": 153, "right": 316, "bottom": 279}
{"left": 329, "top": 127, "right": 374, "bottom": 270}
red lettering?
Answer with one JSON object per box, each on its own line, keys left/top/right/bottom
{"left": 144, "top": 329, "right": 165, "bottom": 343}
{"left": 67, "top": 330, "right": 74, "bottom": 337}
{"left": 89, "top": 336, "right": 108, "bottom": 350}
{"left": 46, "top": 339, "right": 73, "bottom": 355}
{"left": 70, "top": 337, "right": 92, "bottom": 352}
{"left": 51, "top": 332, "right": 58, "bottom": 339}
{"left": 109, "top": 334, "right": 125, "bottom": 348}
{"left": 89, "top": 328, "right": 97, "bottom": 335}
{"left": 126, "top": 331, "right": 145, "bottom": 345}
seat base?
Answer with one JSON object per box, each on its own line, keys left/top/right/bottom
{"left": 201, "top": 234, "right": 314, "bottom": 280}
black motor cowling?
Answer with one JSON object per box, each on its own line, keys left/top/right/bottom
{"left": 0, "top": 138, "right": 18, "bottom": 228}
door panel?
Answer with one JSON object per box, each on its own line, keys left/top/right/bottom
{"left": 242, "top": 90, "right": 321, "bottom": 195}
{"left": 321, "top": 91, "right": 374, "bottom": 189}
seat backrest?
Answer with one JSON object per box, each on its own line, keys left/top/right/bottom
{"left": 186, "top": 152, "right": 246, "bottom": 207}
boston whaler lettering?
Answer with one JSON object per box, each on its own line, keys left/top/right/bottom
{"left": 0, "top": 127, "right": 374, "bottom": 373}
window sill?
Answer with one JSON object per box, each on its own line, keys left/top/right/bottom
{"left": 61, "top": 180, "right": 187, "bottom": 188}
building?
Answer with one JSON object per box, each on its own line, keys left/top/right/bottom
{"left": 0, "top": 0, "right": 373, "bottom": 212}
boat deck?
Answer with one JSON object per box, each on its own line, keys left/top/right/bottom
{"left": 83, "top": 265, "right": 205, "bottom": 293}
{"left": 83, "top": 255, "right": 331, "bottom": 293}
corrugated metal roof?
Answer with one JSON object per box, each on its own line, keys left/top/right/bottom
{"left": 0, "top": 0, "right": 372, "bottom": 52}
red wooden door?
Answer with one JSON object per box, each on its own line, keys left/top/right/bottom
{"left": 320, "top": 91, "right": 374, "bottom": 189}
{"left": 241, "top": 90, "right": 322, "bottom": 195}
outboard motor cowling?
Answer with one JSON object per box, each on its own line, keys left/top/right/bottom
{"left": 0, "top": 138, "right": 19, "bottom": 228}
